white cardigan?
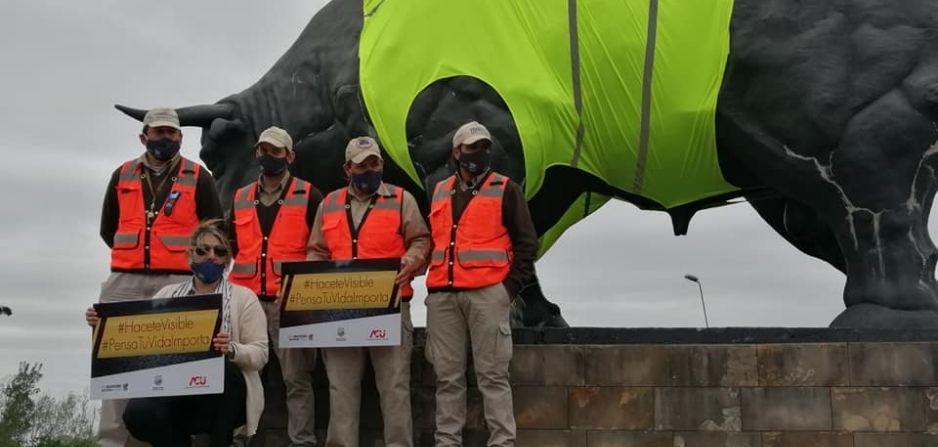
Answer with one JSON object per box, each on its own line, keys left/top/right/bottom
{"left": 154, "top": 282, "right": 269, "bottom": 436}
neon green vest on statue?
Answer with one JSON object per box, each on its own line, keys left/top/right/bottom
{"left": 359, "top": 0, "right": 737, "bottom": 253}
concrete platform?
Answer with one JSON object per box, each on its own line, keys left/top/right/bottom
{"left": 250, "top": 328, "right": 938, "bottom": 446}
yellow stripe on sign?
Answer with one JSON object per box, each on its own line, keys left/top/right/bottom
{"left": 285, "top": 271, "right": 397, "bottom": 311}
{"left": 97, "top": 310, "right": 218, "bottom": 359}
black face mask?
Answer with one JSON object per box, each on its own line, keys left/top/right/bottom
{"left": 351, "top": 170, "right": 383, "bottom": 195}
{"left": 146, "top": 138, "right": 181, "bottom": 161}
{"left": 257, "top": 153, "right": 289, "bottom": 176}
{"left": 457, "top": 149, "right": 491, "bottom": 175}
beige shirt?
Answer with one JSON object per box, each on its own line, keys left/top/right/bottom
{"left": 307, "top": 182, "right": 430, "bottom": 267}
{"left": 138, "top": 152, "right": 180, "bottom": 175}
{"left": 256, "top": 172, "right": 291, "bottom": 207}
{"left": 153, "top": 282, "right": 269, "bottom": 436}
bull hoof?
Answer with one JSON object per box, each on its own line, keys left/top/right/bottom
{"left": 509, "top": 299, "right": 570, "bottom": 328}
{"left": 830, "top": 303, "right": 938, "bottom": 329}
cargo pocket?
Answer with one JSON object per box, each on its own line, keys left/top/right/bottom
{"left": 495, "top": 321, "right": 513, "bottom": 363}
{"left": 112, "top": 230, "right": 140, "bottom": 250}
{"left": 230, "top": 260, "right": 259, "bottom": 280}
{"left": 156, "top": 234, "right": 190, "bottom": 253}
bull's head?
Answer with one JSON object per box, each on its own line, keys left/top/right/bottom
{"left": 113, "top": 0, "right": 369, "bottom": 213}
{"left": 115, "top": 90, "right": 352, "bottom": 214}
{"left": 113, "top": 0, "right": 528, "bottom": 217}
{"left": 115, "top": 102, "right": 252, "bottom": 210}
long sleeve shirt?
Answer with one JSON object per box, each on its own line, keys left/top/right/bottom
{"left": 430, "top": 171, "right": 539, "bottom": 297}
{"left": 99, "top": 154, "right": 223, "bottom": 247}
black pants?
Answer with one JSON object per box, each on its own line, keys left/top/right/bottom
{"left": 124, "top": 360, "right": 247, "bottom": 447}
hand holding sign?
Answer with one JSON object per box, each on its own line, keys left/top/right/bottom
{"left": 85, "top": 306, "right": 100, "bottom": 328}
{"left": 212, "top": 332, "right": 231, "bottom": 354}
{"left": 395, "top": 255, "right": 420, "bottom": 286}
{"left": 90, "top": 295, "right": 224, "bottom": 400}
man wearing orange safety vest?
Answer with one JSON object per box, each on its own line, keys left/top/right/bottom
{"left": 307, "top": 136, "right": 430, "bottom": 447}
{"left": 426, "top": 121, "right": 538, "bottom": 447}
{"left": 97, "top": 107, "right": 223, "bottom": 446}
{"left": 228, "top": 126, "right": 323, "bottom": 447}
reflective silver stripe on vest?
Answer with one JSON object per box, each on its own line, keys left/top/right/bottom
{"left": 476, "top": 187, "right": 504, "bottom": 198}
{"left": 432, "top": 187, "right": 451, "bottom": 202}
{"left": 233, "top": 199, "right": 254, "bottom": 211}
{"left": 432, "top": 178, "right": 454, "bottom": 202}
{"left": 118, "top": 163, "right": 140, "bottom": 182}
{"left": 157, "top": 234, "right": 190, "bottom": 248}
{"left": 232, "top": 262, "right": 257, "bottom": 275}
{"left": 113, "top": 232, "right": 138, "bottom": 246}
{"left": 321, "top": 192, "right": 345, "bottom": 213}
{"left": 233, "top": 186, "right": 254, "bottom": 211}
{"left": 431, "top": 250, "right": 445, "bottom": 262}
{"left": 273, "top": 261, "right": 283, "bottom": 275}
{"left": 477, "top": 173, "right": 507, "bottom": 197}
{"left": 283, "top": 179, "right": 311, "bottom": 206}
{"left": 283, "top": 195, "right": 307, "bottom": 206}
{"left": 457, "top": 249, "right": 509, "bottom": 263}
{"left": 176, "top": 160, "right": 198, "bottom": 186}
{"left": 293, "top": 179, "right": 310, "bottom": 191}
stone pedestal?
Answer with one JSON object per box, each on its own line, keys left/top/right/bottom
{"left": 250, "top": 328, "right": 938, "bottom": 447}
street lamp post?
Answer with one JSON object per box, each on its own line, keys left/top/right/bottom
{"left": 684, "top": 274, "right": 709, "bottom": 328}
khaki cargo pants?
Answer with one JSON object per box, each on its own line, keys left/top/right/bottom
{"left": 269, "top": 298, "right": 320, "bottom": 447}
{"left": 426, "top": 283, "right": 515, "bottom": 447}
{"left": 96, "top": 272, "right": 190, "bottom": 447}
{"left": 259, "top": 300, "right": 318, "bottom": 446}
{"left": 322, "top": 302, "right": 414, "bottom": 447}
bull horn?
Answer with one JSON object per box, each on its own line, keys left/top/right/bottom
{"left": 114, "top": 104, "right": 147, "bottom": 121}
{"left": 114, "top": 103, "right": 234, "bottom": 128}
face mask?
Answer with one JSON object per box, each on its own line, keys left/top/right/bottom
{"left": 190, "top": 260, "right": 227, "bottom": 284}
{"left": 146, "top": 138, "right": 181, "bottom": 161}
{"left": 351, "top": 170, "right": 383, "bottom": 195}
{"left": 457, "top": 149, "right": 491, "bottom": 175}
{"left": 258, "top": 153, "right": 289, "bottom": 176}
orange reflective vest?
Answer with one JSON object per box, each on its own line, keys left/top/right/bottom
{"left": 320, "top": 184, "right": 414, "bottom": 299}
{"left": 427, "top": 172, "right": 513, "bottom": 289}
{"left": 230, "top": 177, "right": 313, "bottom": 299}
{"left": 111, "top": 157, "right": 201, "bottom": 273}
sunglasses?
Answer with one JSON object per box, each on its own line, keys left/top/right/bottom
{"left": 193, "top": 244, "right": 230, "bottom": 257}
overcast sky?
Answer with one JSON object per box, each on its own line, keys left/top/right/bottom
{"left": 1, "top": 0, "right": 933, "bottom": 396}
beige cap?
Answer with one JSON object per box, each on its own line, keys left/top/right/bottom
{"left": 452, "top": 121, "right": 492, "bottom": 148}
{"left": 345, "top": 136, "right": 382, "bottom": 164}
{"left": 255, "top": 126, "right": 293, "bottom": 151}
{"left": 143, "top": 108, "right": 180, "bottom": 130}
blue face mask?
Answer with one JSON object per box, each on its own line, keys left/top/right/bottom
{"left": 351, "top": 169, "right": 383, "bottom": 195}
{"left": 191, "top": 260, "right": 227, "bottom": 284}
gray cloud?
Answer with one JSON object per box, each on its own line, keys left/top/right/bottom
{"left": 0, "top": 0, "right": 933, "bottom": 396}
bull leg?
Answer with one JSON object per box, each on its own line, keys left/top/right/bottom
{"left": 510, "top": 278, "right": 569, "bottom": 328}
{"left": 718, "top": 75, "right": 938, "bottom": 327}
{"left": 816, "top": 75, "right": 938, "bottom": 327}
{"left": 747, "top": 195, "right": 846, "bottom": 273}
{"left": 826, "top": 137, "right": 938, "bottom": 326}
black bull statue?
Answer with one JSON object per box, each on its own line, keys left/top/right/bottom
{"left": 118, "top": 0, "right": 938, "bottom": 328}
